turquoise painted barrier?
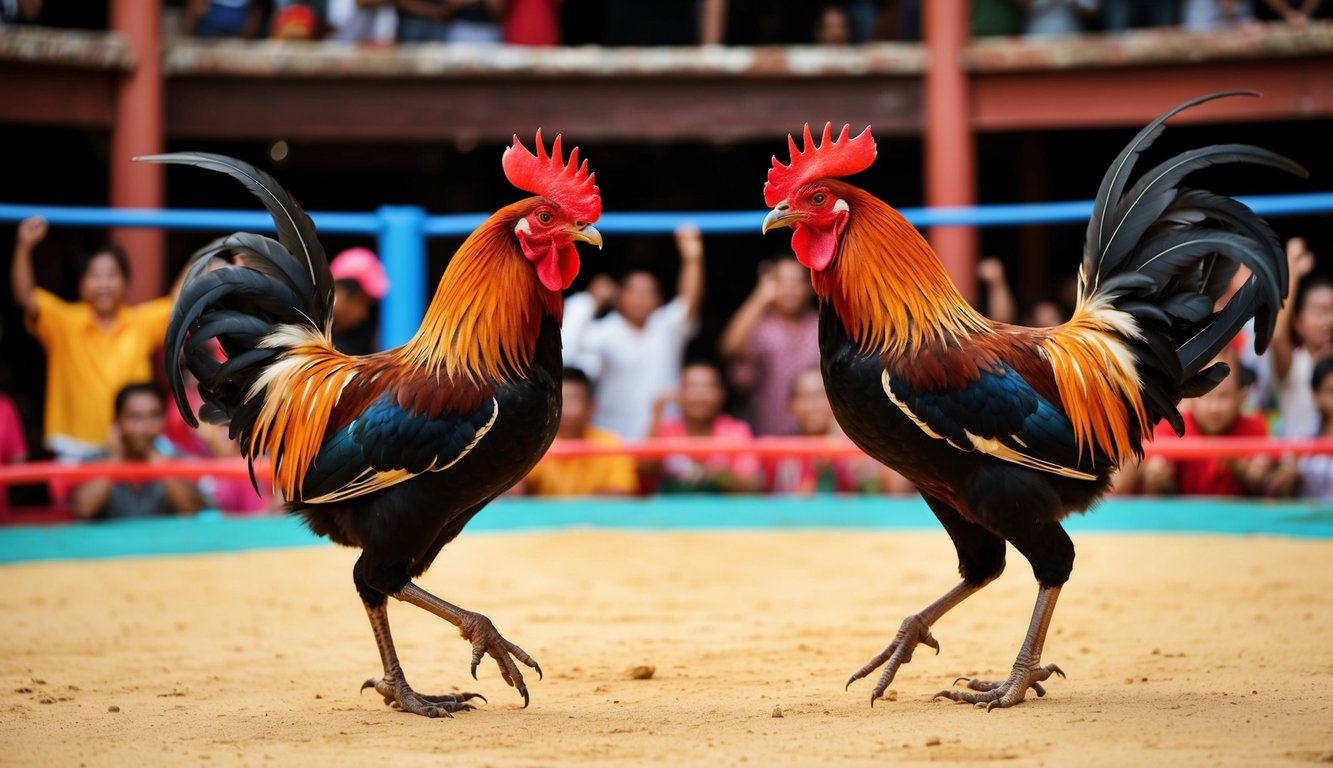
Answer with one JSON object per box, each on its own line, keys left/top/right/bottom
{"left": 1, "top": 496, "right": 1330, "bottom": 565}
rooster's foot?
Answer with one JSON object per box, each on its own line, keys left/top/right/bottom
{"left": 458, "top": 610, "right": 542, "bottom": 708}
{"left": 845, "top": 614, "right": 941, "bottom": 705}
{"left": 933, "top": 663, "right": 1065, "bottom": 710}
{"left": 360, "top": 677, "right": 486, "bottom": 718}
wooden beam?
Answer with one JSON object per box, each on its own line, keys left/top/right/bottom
{"left": 972, "top": 58, "right": 1333, "bottom": 132}
{"left": 0, "top": 65, "right": 118, "bottom": 127}
{"left": 165, "top": 77, "right": 923, "bottom": 142}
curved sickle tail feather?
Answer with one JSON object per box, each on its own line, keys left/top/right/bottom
{"left": 1075, "top": 91, "right": 1308, "bottom": 437}
{"left": 144, "top": 153, "right": 334, "bottom": 461}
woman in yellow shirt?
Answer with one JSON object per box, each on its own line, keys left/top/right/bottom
{"left": 11, "top": 216, "right": 183, "bottom": 461}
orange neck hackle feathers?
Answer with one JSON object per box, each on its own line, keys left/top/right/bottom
{"left": 401, "top": 201, "right": 562, "bottom": 384}
{"left": 503, "top": 130, "right": 601, "bottom": 223}
{"left": 815, "top": 183, "right": 989, "bottom": 356}
{"left": 765, "top": 123, "right": 876, "bottom": 207}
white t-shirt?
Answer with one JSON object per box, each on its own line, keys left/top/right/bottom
{"left": 1275, "top": 346, "right": 1319, "bottom": 438}
{"left": 326, "top": 0, "right": 397, "bottom": 43}
{"left": 566, "top": 295, "right": 697, "bottom": 441}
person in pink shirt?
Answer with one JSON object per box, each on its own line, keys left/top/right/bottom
{"left": 0, "top": 392, "right": 29, "bottom": 521}
{"left": 646, "top": 361, "right": 765, "bottom": 494}
{"left": 719, "top": 256, "right": 820, "bottom": 436}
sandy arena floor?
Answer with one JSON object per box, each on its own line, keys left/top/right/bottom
{"left": 2, "top": 529, "right": 1332, "bottom": 766}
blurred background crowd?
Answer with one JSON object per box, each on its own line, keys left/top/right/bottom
{"left": 1, "top": 0, "right": 1330, "bottom": 521}
{"left": 1, "top": 0, "right": 1326, "bottom": 45}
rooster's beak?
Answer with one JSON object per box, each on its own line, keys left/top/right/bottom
{"left": 565, "top": 224, "right": 603, "bottom": 249}
{"left": 762, "top": 203, "right": 802, "bottom": 234}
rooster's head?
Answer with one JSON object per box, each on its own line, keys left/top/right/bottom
{"left": 761, "top": 123, "right": 876, "bottom": 271}
{"left": 503, "top": 130, "right": 603, "bottom": 292}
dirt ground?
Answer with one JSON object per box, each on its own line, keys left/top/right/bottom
{"left": 2, "top": 529, "right": 1332, "bottom": 767}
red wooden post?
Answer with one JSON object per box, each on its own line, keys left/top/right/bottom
{"left": 922, "top": 0, "right": 978, "bottom": 301}
{"left": 109, "top": 0, "right": 166, "bottom": 303}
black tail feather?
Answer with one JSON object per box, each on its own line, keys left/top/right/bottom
{"left": 1078, "top": 92, "right": 1306, "bottom": 433}
{"left": 144, "top": 153, "right": 334, "bottom": 435}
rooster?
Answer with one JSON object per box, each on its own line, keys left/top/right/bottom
{"left": 147, "top": 132, "right": 603, "bottom": 717}
{"left": 760, "top": 92, "right": 1305, "bottom": 709}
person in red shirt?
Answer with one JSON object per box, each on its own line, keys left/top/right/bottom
{"left": 1126, "top": 343, "right": 1275, "bottom": 497}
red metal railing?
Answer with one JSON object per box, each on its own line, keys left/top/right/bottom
{"left": 1, "top": 436, "right": 1330, "bottom": 486}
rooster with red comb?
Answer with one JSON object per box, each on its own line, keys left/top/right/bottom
{"left": 147, "top": 131, "right": 602, "bottom": 717}
{"left": 762, "top": 93, "right": 1304, "bottom": 709}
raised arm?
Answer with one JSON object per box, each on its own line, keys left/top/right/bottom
{"left": 10, "top": 216, "right": 47, "bottom": 321}
{"left": 719, "top": 264, "right": 777, "bottom": 361}
{"left": 674, "top": 224, "right": 705, "bottom": 325}
{"left": 1270, "top": 237, "right": 1315, "bottom": 385}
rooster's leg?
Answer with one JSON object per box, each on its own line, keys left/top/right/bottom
{"left": 395, "top": 582, "right": 542, "bottom": 707}
{"left": 360, "top": 602, "right": 486, "bottom": 718}
{"left": 934, "top": 585, "right": 1065, "bottom": 709}
{"left": 846, "top": 494, "right": 1006, "bottom": 704}
{"left": 935, "top": 509, "right": 1074, "bottom": 710}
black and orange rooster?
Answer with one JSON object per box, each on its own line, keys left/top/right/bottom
{"left": 760, "top": 92, "right": 1304, "bottom": 709}
{"left": 147, "top": 132, "right": 603, "bottom": 717}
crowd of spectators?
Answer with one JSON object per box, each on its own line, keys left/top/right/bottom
{"left": 0, "top": 217, "right": 1330, "bottom": 519}
{"left": 3, "top": 1, "right": 1324, "bottom": 45}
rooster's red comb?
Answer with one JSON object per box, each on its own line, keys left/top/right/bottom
{"left": 764, "top": 123, "right": 876, "bottom": 207}
{"left": 503, "top": 130, "right": 601, "bottom": 223}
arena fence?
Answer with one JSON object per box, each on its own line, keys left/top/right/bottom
{"left": 2, "top": 195, "right": 1331, "bottom": 528}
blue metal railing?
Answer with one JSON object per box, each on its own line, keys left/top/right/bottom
{"left": 3, "top": 191, "right": 1332, "bottom": 347}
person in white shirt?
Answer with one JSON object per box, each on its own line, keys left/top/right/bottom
{"left": 1270, "top": 238, "right": 1331, "bottom": 438}
{"left": 564, "top": 225, "right": 705, "bottom": 441}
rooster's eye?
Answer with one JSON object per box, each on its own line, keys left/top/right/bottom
{"left": 537, "top": 211, "right": 553, "bottom": 224}
{"left": 811, "top": 192, "right": 827, "bottom": 205}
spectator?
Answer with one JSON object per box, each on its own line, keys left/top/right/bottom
{"left": 1025, "top": 299, "right": 1066, "bottom": 328}
{"left": 565, "top": 224, "right": 704, "bottom": 441}
{"left": 326, "top": 0, "right": 397, "bottom": 42}
{"left": 396, "top": 0, "right": 506, "bottom": 43}
{"left": 976, "top": 256, "right": 1018, "bottom": 324}
{"left": 184, "top": 0, "right": 267, "bottom": 38}
{"left": 972, "top": 0, "right": 1024, "bottom": 36}
{"left": 0, "top": 390, "right": 28, "bottom": 521}
{"left": 646, "top": 361, "right": 765, "bottom": 494}
{"left": 1124, "top": 344, "right": 1275, "bottom": 497}
{"left": 503, "top": 0, "right": 560, "bottom": 45}
{"left": 719, "top": 256, "right": 819, "bottom": 436}
{"left": 70, "top": 383, "right": 205, "bottom": 521}
{"left": 1100, "top": 0, "right": 1176, "bottom": 31}
{"left": 1181, "top": 0, "right": 1259, "bottom": 31}
{"left": 329, "top": 247, "right": 390, "bottom": 356}
{"left": 1018, "top": 0, "right": 1099, "bottom": 37}
{"left": 522, "top": 368, "right": 638, "bottom": 496}
{"left": 1295, "top": 356, "right": 1333, "bottom": 502}
{"left": 10, "top": 217, "right": 184, "bottom": 462}
{"left": 271, "top": 1, "right": 320, "bottom": 38}
{"left": 812, "top": 3, "right": 854, "bottom": 44}
{"left": 1270, "top": 238, "right": 1329, "bottom": 438}
{"left": 0, "top": 0, "right": 41, "bottom": 26}
{"left": 768, "top": 367, "right": 911, "bottom": 494}
{"left": 1260, "top": 0, "right": 1323, "bottom": 29}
